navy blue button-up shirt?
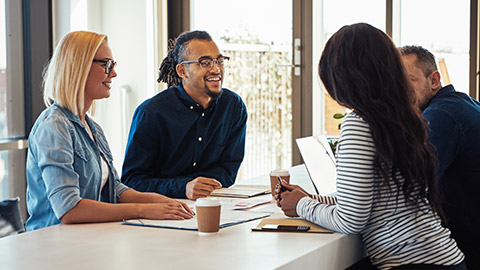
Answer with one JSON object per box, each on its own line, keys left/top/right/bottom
{"left": 423, "top": 84, "right": 480, "bottom": 245}
{"left": 121, "top": 85, "right": 247, "bottom": 198}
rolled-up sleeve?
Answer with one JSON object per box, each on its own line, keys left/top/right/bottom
{"left": 33, "top": 116, "right": 82, "bottom": 219}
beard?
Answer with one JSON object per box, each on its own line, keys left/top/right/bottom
{"left": 206, "top": 88, "right": 223, "bottom": 100}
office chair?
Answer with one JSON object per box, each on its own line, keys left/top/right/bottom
{"left": 0, "top": 197, "right": 25, "bottom": 238}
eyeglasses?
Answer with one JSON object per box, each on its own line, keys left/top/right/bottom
{"left": 93, "top": 59, "right": 117, "bottom": 74}
{"left": 179, "top": 56, "right": 230, "bottom": 70}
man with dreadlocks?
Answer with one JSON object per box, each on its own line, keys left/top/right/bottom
{"left": 121, "top": 30, "right": 247, "bottom": 200}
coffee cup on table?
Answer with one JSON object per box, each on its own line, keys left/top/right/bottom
{"left": 195, "top": 198, "right": 221, "bottom": 235}
{"left": 269, "top": 169, "right": 290, "bottom": 197}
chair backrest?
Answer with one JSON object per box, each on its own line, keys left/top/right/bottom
{"left": 0, "top": 197, "right": 25, "bottom": 238}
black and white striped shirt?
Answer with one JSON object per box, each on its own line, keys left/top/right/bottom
{"left": 297, "top": 113, "right": 464, "bottom": 269}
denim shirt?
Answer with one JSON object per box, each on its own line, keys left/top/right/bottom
{"left": 25, "top": 103, "right": 130, "bottom": 231}
{"left": 423, "top": 84, "right": 480, "bottom": 244}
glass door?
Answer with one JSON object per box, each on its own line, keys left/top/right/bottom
{"left": 191, "top": 0, "right": 293, "bottom": 180}
{"left": 313, "top": 0, "right": 386, "bottom": 137}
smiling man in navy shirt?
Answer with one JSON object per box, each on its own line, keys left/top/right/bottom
{"left": 401, "top": 45, "right": 480, "bottom": 270}
{"left": 122, "top": 31, "right": 247, "bottom": 200}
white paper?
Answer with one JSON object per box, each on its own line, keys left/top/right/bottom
{"left": 296, "top": 135, "right": 337, "bottom": 195}
{"left": 123, "top": 208, "right": 273, "bottom": 231}
{"left": 210, "top": 185, "right": 270, "bottom": 198}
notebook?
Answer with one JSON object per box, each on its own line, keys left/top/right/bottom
{"left": 210, "top": 185, "right": 271, "bottom": 198}
{"left": 295, "top": 135, "right": 337, "bottom": 196}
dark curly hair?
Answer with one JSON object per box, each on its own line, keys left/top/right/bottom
{"left": 157, "top": 30, "right": 212, "bottom": 87}
{"left": 319, "top": 23, "right": 444, "bottom": 221}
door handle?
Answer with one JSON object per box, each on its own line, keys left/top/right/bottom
{"left": 276, "top": 38, "right": 301, "bottom": 76}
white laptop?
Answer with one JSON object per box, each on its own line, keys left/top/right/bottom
{"left": 296, "top": 135, "right": 337, "bottom": 196}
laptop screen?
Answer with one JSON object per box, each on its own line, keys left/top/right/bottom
{"left": 296, "top": 136, "right": 337, "bottom": 196}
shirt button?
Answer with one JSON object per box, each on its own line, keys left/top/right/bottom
{"left": 190, "top": 106, "right": 193, "bottom": 110}
{"left": 196, "top": 104, "right": 200, "bottom": 106}
{"left": 201, "top": 113, "right": 205, "bottom": 117}
{"left": 193, "top": 162, "right": 197, "bottom": 167}
{"left": 198, "top": 137, "right": 202, "bottom": 142}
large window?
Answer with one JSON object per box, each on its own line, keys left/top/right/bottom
{"left": 191, "top": 0, "right": 293, "bottom": 180}
{"left": 0, "top": 0, "right": 26, "bottom": 205}
{"left": 398, "top": 0, "right": 470, "bottom": 94}
{"left": 0, "top": 0, "right": 7, "bottom": 198}
{"left": 313, "top": 0, "right": 386, "bottom": 136}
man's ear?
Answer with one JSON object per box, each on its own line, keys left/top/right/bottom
{"left": 429, "top": 70, "right": 442, "bottom": 91}
{"left": 176, "top": 64, "right": 186, "bottom": 79}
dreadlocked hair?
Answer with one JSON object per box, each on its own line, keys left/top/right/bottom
{"left": 157, "top": 30, "right": 213, "bottom": 87}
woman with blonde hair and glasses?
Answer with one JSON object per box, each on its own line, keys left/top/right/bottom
{"left": 26, "top": 31, "right": 194, "bottom": 231}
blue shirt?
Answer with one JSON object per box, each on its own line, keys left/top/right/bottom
{"left": 423, "top": 84, "right": 480, "bottom": 244}
{"left": 26, "top": 104, "right": 130, "bottom": 231}
{"left": 121, "top": 85, "right": 247, "bottom": 198}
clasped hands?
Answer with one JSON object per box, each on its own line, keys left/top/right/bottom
{"left": 274, "top": 180, "right": 310, "bottom": 217}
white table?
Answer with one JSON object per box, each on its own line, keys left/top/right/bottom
{"left": 0, "top": 165, "right": 366, "bottom": 270}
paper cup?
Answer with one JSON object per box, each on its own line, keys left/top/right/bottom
{"left": 269, "top": 169, "right": 290, "bottom": 197}
{"left": 195, "top": 198, "right": 221, "bottom": 235}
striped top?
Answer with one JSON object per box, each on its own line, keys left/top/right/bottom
{"left": 297, "top": 113, "right": 464, "bottom": 269}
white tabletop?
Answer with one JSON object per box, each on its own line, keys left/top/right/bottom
{"left": 0, "top": 165, "right": 366, "bottom": 270}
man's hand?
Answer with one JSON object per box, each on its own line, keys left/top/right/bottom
{"left": 274, "top": 182, "right": 309, "bottom": 217}
{"left": 186, "top": 177, "right": 222, "bottom": 200}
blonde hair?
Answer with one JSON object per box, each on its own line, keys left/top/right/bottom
{"left": 43, "top": 31, "right": 107, "bottom": 115}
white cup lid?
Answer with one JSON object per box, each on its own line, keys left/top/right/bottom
{"left": 195, "top": 198, "right": 221, "bottom": 207}
{"left": 270, "top": 169, "right": 290, "bottom": 176}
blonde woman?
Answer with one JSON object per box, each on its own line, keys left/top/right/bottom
{"left": 26, "top": 31, "right": 194, "bottom": 231}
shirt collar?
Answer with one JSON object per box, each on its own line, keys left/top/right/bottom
{"left": 175, "top": 84, "right": 220, "bottom": 112}
{"left": 430, "top": 84, "right": 456, "bottom": 105}
{"left": 435, "top": 84, "right": 455, "bottom": 97}
{"left": 52, "top": 101, "right": 96, "bottom": 133}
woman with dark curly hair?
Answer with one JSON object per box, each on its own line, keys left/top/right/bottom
{"left": 275, "top": 23, "right": 466, "bottom": 269}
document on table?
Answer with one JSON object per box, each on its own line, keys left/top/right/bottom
{"left": 123, "top": 208, "right": 274, "bottom": 231}
{"left": 210, "top": 185, "right": 271, "bottom": 198}
{"left": 220, "top": 197, "right": 272, "bottom": 210}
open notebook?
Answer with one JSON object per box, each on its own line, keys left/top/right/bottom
{"left": 296, "top": 135, "right": 337, "bottom": 196}
{"left": 210, "top": 185, "right": 270, "bottom": 198}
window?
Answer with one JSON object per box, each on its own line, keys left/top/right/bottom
{"left": 398, "top": 0, "right": 470, "bottom": 94}
{"left": 0, "top": 0, "right": 27, "bottom": 203}
{"left": 313, "top": 0, "right": 386, "bottom": 136}
{"left": 191, "top": 0, "right": 293, "bottom": 179}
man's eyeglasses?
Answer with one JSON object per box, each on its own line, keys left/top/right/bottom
{"left": 93, "top": 59, "right": 117, "bottom": 74}
{"left": 179, "top": 56, "right": 230, "bottom": 70}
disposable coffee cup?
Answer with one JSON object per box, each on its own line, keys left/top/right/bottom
{"left": 195, "top": 198, "right": 221, "bottom": 235}
{"left": 269, "top": 169, "right": 290, "bottom": 197}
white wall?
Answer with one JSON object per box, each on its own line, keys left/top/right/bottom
{"left": 94, "top": 0, "right": 157, "bottom": 172}
{"left": 52, "top": 0, "right": 167, "bottom": 172}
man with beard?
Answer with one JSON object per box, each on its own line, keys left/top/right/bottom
{"left": 122, "top": 31, "right": 247, "bottom": 200}
{"left": 401, "top": 45, "right": 480, "bottom": 270}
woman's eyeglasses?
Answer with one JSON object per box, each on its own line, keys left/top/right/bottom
{"left": 93, "top": 59, "right": 117, "bottom": 74}
{"left": 180, "top": 56, "right": 230, "bottom": 70}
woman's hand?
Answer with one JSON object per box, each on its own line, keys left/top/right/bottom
{"left": 119, "top": 189, "right": 195, "bottom": 216}
{"left": 274, "top": 182, "right": 309, "bottom": 217}
{"left": 139, "top": 203, "right": 195, "bottom": 220}
{"left": 150, "top": 194, "right": 195, "bottom": 216}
